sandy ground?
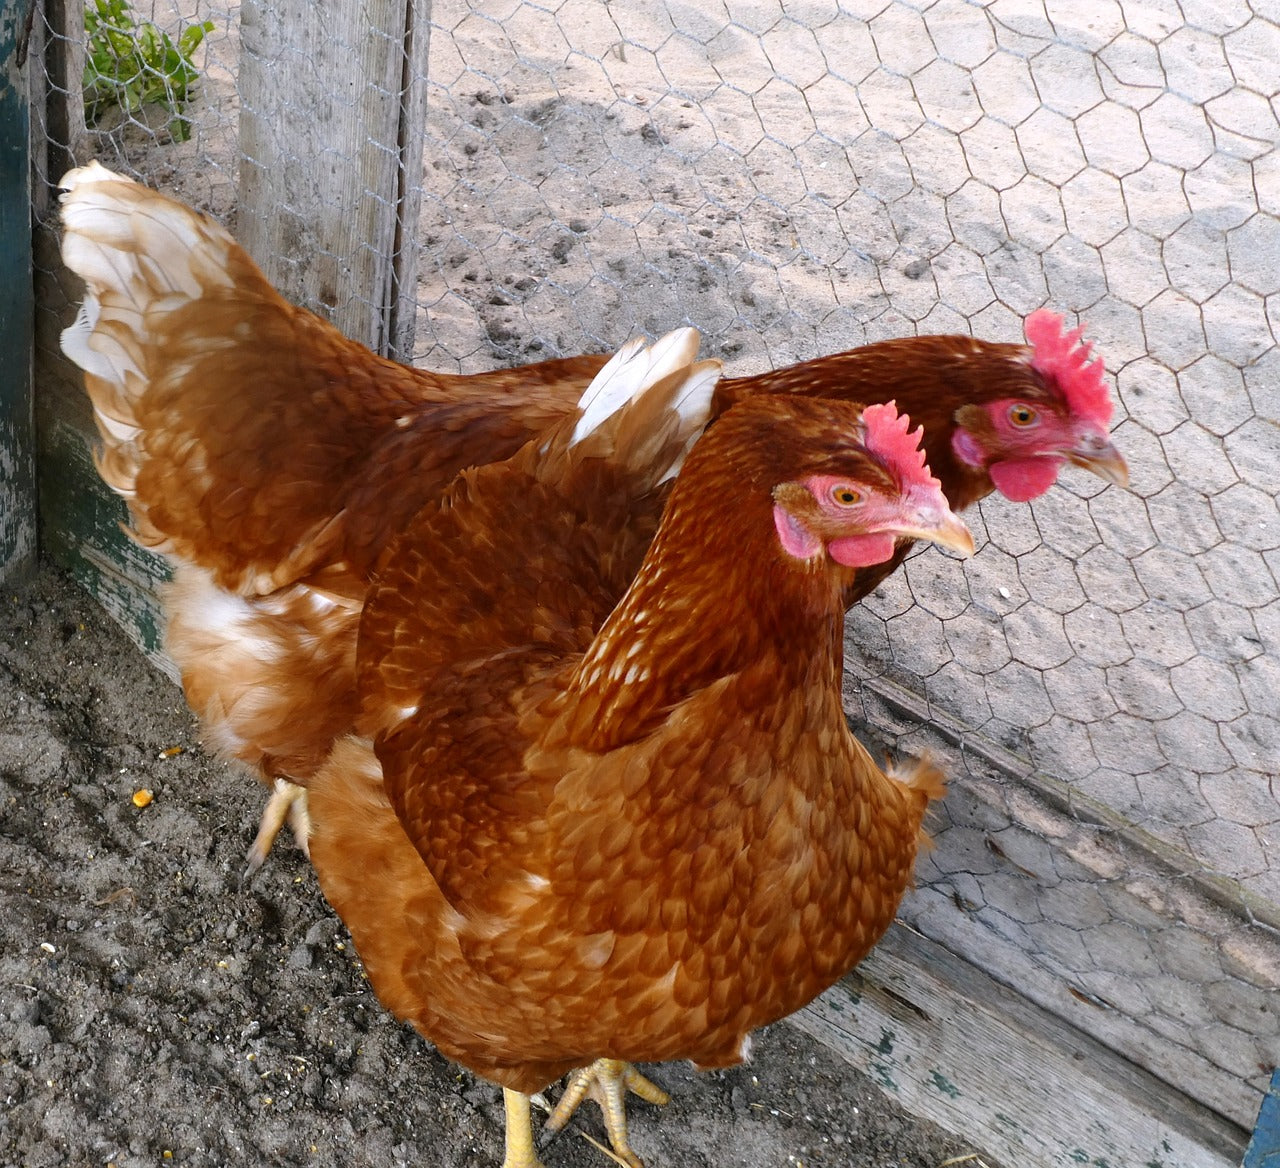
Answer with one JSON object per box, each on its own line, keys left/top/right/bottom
{"left": 0, "top": 565, "right": 1000, "bottom": 1168}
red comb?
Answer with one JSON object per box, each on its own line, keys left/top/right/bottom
{"left": 1025, "top": 308, "right": 1112, "bottom": 428}
{"left": 861, "top": 401, "right": 940, "bottom": 494}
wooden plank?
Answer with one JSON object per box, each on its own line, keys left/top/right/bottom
{"left": 792, "top": 926, "right": 1247, "bottom": 1168}
{"left": 237, "top": 0, "right": 431, "bottom": 359}
{"left": 31, "top": 0, "right": 86, "bottom": 217}
{"left": 1244, "top": 1070, "right": 1280, "bottom": 1168}
{"left": 38, "top": 410, "right": 175, "bottom": 680}
{"left": 1, "top": 0, "right": 37, "bottom": 585}
{"left": 31, "top": 225, "right": 176, "bottom": 676}
{"left": 844, "top": 665, "right": 1277, "bottom": 1133}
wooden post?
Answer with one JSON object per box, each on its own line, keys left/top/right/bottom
{"left": 32, "top": 0, "right": 86, "bottom": 205}
{"left": 1, "top": 0, "right": 37, "bottom": 585}
{"left": 27, "top": 0, "right": 171, "bottom": 661}
{"left": 237, "top": 0, "right": 430, "bottom": 360}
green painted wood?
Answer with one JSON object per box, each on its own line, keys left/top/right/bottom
{"left": 0, "top": 0, "right": 37, "bottom": 584}
{"left": 32, "top": 207, "right": 174, "bottom": 673}
{"left": 38, "top": 411, "right": 175, "bottom": 677}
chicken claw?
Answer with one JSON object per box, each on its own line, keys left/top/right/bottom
{"left": 544, "top": 1059, "right": 669, "bottom": 1168}
{"left": 245, "top": 778, "right": 311, "bottom": 875}
{"left": 502, "top": 1089, "right": 547, "bottom": 1168}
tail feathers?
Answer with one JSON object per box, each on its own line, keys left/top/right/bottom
{"left": 570, "top": 327, "right": 702, "bottom": 444}
{"left": 58, "top": 162, "right": 257, "bottom": 440}
{"left": 559, "top": 327, "right": 721, "bottom": 488}
{"left": 57, "top": 162, "right": 280, "bottom": 510}
{"left": 59, "top": 161, "right": 236, "bottom": 304}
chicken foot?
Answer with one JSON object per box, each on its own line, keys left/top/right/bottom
{"left": 501, "top": 1089, "right": 547, "bottom": 1168}
{"left": 543, "top": 1059, "right": 669, "bottom": 1168}
{"left": 245, "top": 778, "right": 311, "bottom": 875}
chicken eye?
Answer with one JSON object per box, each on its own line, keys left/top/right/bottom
{"left": 1008, "top": 403, "right": 1039, "bottom": 427}
{"left": 831, "top": 485, "right": 862, "bottom": 507}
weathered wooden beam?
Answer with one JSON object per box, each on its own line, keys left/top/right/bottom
{"left": 32, "top": 220, "right": 173, "bottom": 673}
{"left": 793, "top": 926, "right": 1246, "bottom": 1168}
{"left": 1, "top": 0, "right": 37, "bottom": 585}
{"left": 30, "top": 0, "right": 85, "bottom": 210}
{"left": 237, "top": 0, "right": 431, "bottom": 359}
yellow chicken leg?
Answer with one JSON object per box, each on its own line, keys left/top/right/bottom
{"left": 502, "top": 1088, "right": 546, "bottom": 1168}
{"left": 545, "top": 1059, "right": 669, "bottom": 1168}
{"left": 246, "top": 778, "right": 311, "bottom": 873}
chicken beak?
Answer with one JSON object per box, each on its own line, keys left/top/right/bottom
{"left": 896, "top": 505, "right": 976, "bottom": 558}
{"left": 1068, "top": 431, "right": 1129, "bottom": 488}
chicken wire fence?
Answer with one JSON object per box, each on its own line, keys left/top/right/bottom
{"left": 27, "top": 0, "right": 1280, "bottom": 1143}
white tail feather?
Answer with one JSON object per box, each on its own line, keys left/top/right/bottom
{"left": 58, "top": 162, "right": 235, "bottom": 386}
{"left": 658, "top": 358, "right": 721, "bottom": 483}
{"left": 60, "top": 296, "right": 110, "bottom": 380}
{"left": 567, "top": 326, "right": 720, "bottom": 485}
{"left": 570, "top": 326, "right": 702, "bottom": 445}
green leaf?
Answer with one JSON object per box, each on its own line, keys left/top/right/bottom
{"left": 81, "top": 0, "right": 216, "bottom": 142}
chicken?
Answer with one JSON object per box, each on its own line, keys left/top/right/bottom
{"left": 56, "top": 162, "right": 1126, "bottom": 869}
{"left": 306, "top": 329, "right": 973, "bottom": 1167}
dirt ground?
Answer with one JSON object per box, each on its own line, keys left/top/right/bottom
{"left": 0, "top": 564, "right": 999, "bottom": 1168}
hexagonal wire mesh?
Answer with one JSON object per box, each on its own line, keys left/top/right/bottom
{"left": 29, "top": 0, "right": 1280, "bottom": 1141}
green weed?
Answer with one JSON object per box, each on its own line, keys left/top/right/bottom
{"left": 83, "top": 0, "right": 214, "bottom": 143}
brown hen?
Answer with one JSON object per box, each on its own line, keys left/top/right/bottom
{"left": 57, "top": 163, "right": 1124, "bottom": 869}
{"left": 306, "top": 330, "right": 972, "bottom": 1167}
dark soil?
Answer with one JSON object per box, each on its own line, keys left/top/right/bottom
{"left": 0, "top": 564, "right": 995, "bottom": 1168}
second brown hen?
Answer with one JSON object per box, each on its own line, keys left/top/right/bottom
{"left": 307, "top": 330, "right": 970, "bottom": 1167}
{"left": 57, "top": 163, "right": 1124, "bottom": 870}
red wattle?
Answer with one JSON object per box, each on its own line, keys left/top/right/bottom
{"left": 989, "top": 457, "right": 1065, "bottom": 502}
{"left": 828, "top": 533, "right": 896, "bottom": 567}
